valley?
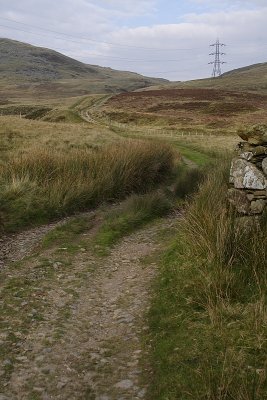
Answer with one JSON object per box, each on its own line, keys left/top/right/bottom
{"left": 0, "top": 38, "right": 267, "bottom": 399}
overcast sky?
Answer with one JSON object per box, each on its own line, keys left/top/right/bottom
{"left": 0, "top": 0, "right": 267, "bottom": 81}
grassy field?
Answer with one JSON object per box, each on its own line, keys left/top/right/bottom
{"left": 0, "top": 113, "right": 118, "bottom": 160}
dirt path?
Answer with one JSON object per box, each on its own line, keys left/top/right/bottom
{"left": 0, "top": 221, "right": 67, "bottom": 269}
{"left": 0, "top": 216, "right": 173, "bottom": 399}
{"left": 80, "top": 95, "right": 112, "bottom": 126}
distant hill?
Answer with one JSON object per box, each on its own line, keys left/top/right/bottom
{"left": 147, "top": 62, "right": 267, "bottom": 94}
{"left": 0, "top": 38, "right": 168, "bottom": 99}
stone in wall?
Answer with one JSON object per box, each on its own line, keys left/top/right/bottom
{"left": 230, "top": 158, "right": 267, "bottom": 190}
{"left": 228, "top": 188, "right": 251, "bottom": 214}
{"left": 262, "top": 157, "right": 267, "bottom": 175}
{"left": 238, "top": 124, "right": 267, "bottom": 145}
{"left": 228, "top": 124, "right": 267, "bottom": 215}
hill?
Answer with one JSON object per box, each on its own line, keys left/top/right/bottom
{"left": 0, "top": 38, "right": 168, "bottom": 99}
{"left": 149, "top": 62, "right": 267, "bottom": 94}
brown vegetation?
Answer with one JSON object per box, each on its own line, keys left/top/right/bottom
{"left": 101, "top": 88, "right": 267, "bottom": 134}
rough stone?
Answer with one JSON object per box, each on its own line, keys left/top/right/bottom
{"left": 252, "top": 146, "right": 267, "bottom": 156}
{"left": 114, "top": 380, "right": 134, "bottom": 389}
{"left": 239, "top": 152, "right": 253, "bottom": 161}
{"left": 262, "top": 157, "right": 267, "bottom": 176}
{"left": 228, "top": 188, "right": 251, "bottom": 214}
{"left": 230, "top": 159, "right": 267, "bottom": 190}
{"left": 247, "top": 193, "right": 254, "bottom": 201}
{"left": 236, "top": 141, "right": 254, "bottom": 153}
{"left": 238, "top": 124, "right": 267, "bottom": 145}
{"left": 250, "top": 199, "right": 266, "bottom": 214}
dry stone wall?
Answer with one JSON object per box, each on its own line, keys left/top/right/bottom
{"left": 228, "top": 125, "right": 267, "bottom": 215}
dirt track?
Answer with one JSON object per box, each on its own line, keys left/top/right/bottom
{"left": 0, "top": 214, "right": 175, "bottom": 399}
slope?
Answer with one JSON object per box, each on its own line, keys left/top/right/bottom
{"left": 151, "top": 62, "right": 267, "bottom": 94}
{"left": 0, "top": 38, "right": 168, "bottom": 99}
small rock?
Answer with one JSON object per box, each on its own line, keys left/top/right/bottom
{"left": 53, "top": 262, "right": 62, "bottom": 268}
{"left": 15, "top": 356, "right": 28, "bottom": 362}
{"left": 57, "top": 380, "right": 68, "bottom": 389}
{"left": 43, "top": 347, "right": 52, "bottom": 353}
{"left": 114, "top": 379, "right": 134, "bottom": 389}
{"left": 137, "top": 388, "right": 146, "bottom": 398}
{"left": 33, "top": 387, "right": 44, "bottom": 393}
{"left": 240, "top": 151, "right": 253, "bottom": 161}
{"left": 247, "top": 193, "right": 254, "bottom": 201}
{"left": 262, "top": 157, "right": 267, "bottom": 176}
{"left": 41, "top": 366, "right": 53, "bottom": 374}
{"left": 35, "top": 355, "right": 44, "bottom": 362}
{"left": 228, "top": 188, "right": 251, "bottom": 214}
{"left": 3, "top": 359, "right": 12, "bottom": 366}
{"left": 250, "top": 199, "right": 266, "bottom": 214}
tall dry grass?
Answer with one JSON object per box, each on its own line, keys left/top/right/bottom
{"left": 183, "top": 158, "right": 267, "bottom": 301}
{"left": 0, "top": 140, "right": 174, "bottom": 231}
{"left": 181, "top": 158, "right": 267, "bottom": 397}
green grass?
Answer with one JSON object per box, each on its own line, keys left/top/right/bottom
{"left": 173, "top": 142, "right": 213, "bottom": 166}
{"left": 92, "top": 191, "right": 173, "bottom": 255}
{"left": 147, "top": 159, "right": 267, "bottom": 399}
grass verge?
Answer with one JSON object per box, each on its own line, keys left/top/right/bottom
{"left": 92, "top": 191, "right": 173, "bottom": 255}
{"left": 148, "top": 158, "right": 267, "bottom": 399}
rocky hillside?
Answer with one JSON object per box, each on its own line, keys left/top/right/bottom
{"left": 0, "top": 38, "right": 168, "bottom": 98}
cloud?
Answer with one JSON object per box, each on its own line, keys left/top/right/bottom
{"left": 91, "top": 0, "right": 157, "bottom": 15}
{"left": 92, "top": 6, "right": 267, "bottom": 80}
{"left": 0, "top": 0, "right": 267, "bottom": 81}
{"left": 191, "top": 0, "right": 267, "bottom": 6}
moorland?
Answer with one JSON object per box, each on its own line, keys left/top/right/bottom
{"left": 0, "top": 39, "right": 267, "bottom": 399}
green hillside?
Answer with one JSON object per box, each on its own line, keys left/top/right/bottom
{"left": 0, "top": 38, "right": 168, "bottom": 99}
{"left": 148, "top": 62, "right": 267, "bottom": 94}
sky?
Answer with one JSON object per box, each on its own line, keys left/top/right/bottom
{"left": 0, "top": 0, "right": 267, "bottom": 81}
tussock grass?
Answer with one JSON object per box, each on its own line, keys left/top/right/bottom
{"left": 174, "top": 165, "right": 206, "bottom": 199}
{"left": 148, "top": 158, "right": 267, "bottom": 399}
{"left": 0, "top": 140, "right": 174, "bottom": 232}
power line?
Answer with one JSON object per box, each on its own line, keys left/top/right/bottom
{"left": 0, "top": 25, "right": 200, "bottom": 63}
{"left": 0, "top": 16, "right": 198, "bottom": 51}
{"left": 209, "top": 39, "right": 226, "bottom": 77}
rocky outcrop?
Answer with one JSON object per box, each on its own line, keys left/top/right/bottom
{"left": 228, "top": 124, "right": 267, "bottom": 214}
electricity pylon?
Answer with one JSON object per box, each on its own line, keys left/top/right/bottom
{"left": 209, "top": 39, "right": 226, "bottom": 77}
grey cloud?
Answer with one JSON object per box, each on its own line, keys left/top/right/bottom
{"left": 0, "top": 0, "right": 267, "bottom": 81}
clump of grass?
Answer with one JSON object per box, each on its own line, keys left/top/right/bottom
{"left": 174, "top": 165, "right": 206, "bottom": 199}
{"left": 148, "top": 157, "right": 267, "bottom": 399}
{"left": 0, "top": 140, "right": 174, "bottom": 232}
{"left": 93, "top": 191, "right": 173, "bottom": 255}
